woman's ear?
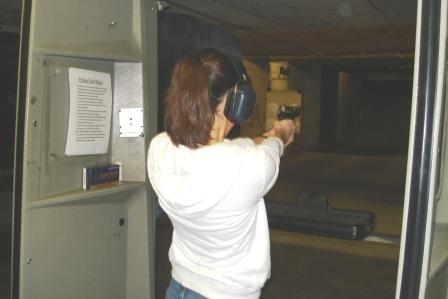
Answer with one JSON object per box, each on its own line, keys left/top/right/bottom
{"left": 215, "top": 93, "right": 228, "bottom": 118}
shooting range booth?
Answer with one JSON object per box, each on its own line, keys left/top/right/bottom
{"left": 13, "top": 1, "right": 157, "bottom": 298}
{"left": 10, "top": 0, "right": 448, "bottom": 298}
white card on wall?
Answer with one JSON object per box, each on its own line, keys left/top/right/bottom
{"left": 119, "top": 108, "right": 144, "bottom": 137}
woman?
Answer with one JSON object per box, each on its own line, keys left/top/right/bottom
{"left": 147, "top": 48, "right": 295, "bottom": 299}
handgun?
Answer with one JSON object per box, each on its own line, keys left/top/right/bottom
{"left": 277, "top": 104, "right": 301, "bottom": 120}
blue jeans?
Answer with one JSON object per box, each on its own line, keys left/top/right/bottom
{"left": 165, "top": 278, "right": 206, "bottom": 299}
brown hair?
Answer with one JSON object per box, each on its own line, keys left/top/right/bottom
{"left": 164, "top": 48, "right": 239, "bottom": 148}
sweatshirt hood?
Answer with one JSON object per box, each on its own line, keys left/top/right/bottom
{"left": 148, "top": 133, "right": 245, "bottom": 218}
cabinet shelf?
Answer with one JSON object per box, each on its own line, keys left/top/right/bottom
{"left": 28, "top": 181, "right": 145, "bottom": 209}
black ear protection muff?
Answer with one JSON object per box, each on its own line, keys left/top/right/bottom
{"left": 223, "top": 59, "right": 256, "bottom": 125}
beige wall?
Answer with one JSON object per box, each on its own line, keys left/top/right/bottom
{"left": 241, "top": 59, "right": 269, "bottom": 137}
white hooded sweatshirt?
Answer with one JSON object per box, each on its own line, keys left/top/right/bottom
{"left": 147, "top": 133, "right": 284, "bottom": 299}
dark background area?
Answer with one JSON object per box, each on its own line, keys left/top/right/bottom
{"left": 0, "top": 32, "right": 19, "bottom": 190}
{"left": 0, "top": 31, "right": 19, "bottom": 299}
{"left": 318, "top": 69, "right": 412, "bottom": 155}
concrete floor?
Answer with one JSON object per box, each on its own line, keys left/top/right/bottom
{"left": 156, "top": 151, "right": 406, "bottom": 298}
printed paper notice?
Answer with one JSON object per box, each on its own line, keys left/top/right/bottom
{"left": 65, "top": 67, "right": 112, "bottom": 156}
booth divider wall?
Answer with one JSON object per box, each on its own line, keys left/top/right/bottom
{"left": 16, "top": 0, "right": 158, "bottom": 298}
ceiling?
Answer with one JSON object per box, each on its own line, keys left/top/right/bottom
{"left": 164, "top": 0, "right": 417, "bottom": 69}
{"left": 0, "top": 0, "right": 417, "bottom": 70}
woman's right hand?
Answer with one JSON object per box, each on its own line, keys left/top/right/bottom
{"left": 264, "top": 119, "right": 295, "bottom": 147}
